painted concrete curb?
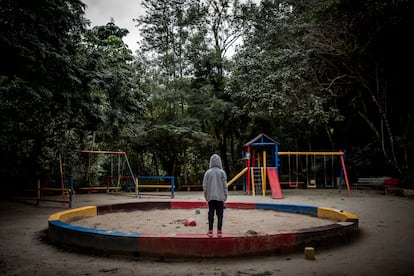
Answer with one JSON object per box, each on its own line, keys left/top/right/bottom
{"left": 48, "top": 201, "right": 358, "bottom": 258}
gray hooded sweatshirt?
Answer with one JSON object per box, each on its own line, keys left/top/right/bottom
{"left": 203, "top": 154, "right": 228, "bottom": 202}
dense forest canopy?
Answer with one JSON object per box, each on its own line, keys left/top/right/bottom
{"left": 0, "top": 0, "right": 412, "bottom": 195}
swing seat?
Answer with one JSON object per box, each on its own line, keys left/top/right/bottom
{"left": 307, "top": 179, "right": 317, "bottom": 188}
{"left": 280, "top": 182, "right": 304, "bottom": 188}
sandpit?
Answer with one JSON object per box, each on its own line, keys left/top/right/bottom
{"left": 71, "top": 208, "right": 334, "bottom": 235}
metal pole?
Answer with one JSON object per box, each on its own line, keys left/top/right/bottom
{"left": 124, "top": 154, "right": 139, "bottom": 197}
{"left": 69, "top": 176, "right": 73, "bottom": 208}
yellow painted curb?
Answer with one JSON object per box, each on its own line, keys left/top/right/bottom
{"left": 48, "top": 206, "right": 97, "bottom": 222}
{"left": 318, "top": 207, "right": 358, "bottom": 222}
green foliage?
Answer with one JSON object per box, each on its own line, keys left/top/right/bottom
{"left": 303, "top": 0, "right": 412, "bottom": 175}
{"left": 226, "top": 0, "right": 412, "bottom": 180}
{"left": 227, "top": 1, "right": 334, "bottom": 149}
{"left": 1, "top": 0, "right": 412, "bottom": 193}
{"left": 81, "top": 22, "right": 143, "bottom": 142}
{"left": 0, "top": 1, "right": 146, "bottom": 192}
{"left": 0, "top": 0, "right": 92, "bottom": 190}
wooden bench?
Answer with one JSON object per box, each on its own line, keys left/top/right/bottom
{"left": 138, "top": 185, "right": 174, "bottom": 189}
{"left": 137, "top": 185, "right": 175, "bottom": 198}
{"left": 355, "top": 177, "right": 399, "bottom": 192}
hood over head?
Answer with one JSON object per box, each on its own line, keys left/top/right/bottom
{"left": 209, "top": 154, "right": 223, "bottom": 169}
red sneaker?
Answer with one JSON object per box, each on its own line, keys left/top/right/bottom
{"left": 217, "top": 230, "right": 222, "bottom": 237}
{"left": 207, "top": 230, "right": 213, "bottom": 237}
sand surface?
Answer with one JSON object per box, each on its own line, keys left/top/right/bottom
{"left": 1, "top": 188, "right": 414, "bottom": 275}
{"left": 72, "top": 207, "right": 333, "bottom": 236}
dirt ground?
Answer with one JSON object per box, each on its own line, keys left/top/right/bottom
{"left": 1, "top": 188, "right": 414, "bottom": 276}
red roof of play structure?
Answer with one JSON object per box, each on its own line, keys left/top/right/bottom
{"left": 243, "top": 133, "right": 279, "bottom": 147}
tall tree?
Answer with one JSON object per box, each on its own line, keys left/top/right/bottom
{"left": 0, "top": 0, "right": 93, "bottom": 193}
{"left": 227, "top": 0, "right": 339, "bottom": 151}
{"left": 135, "top": 0, "right": 248, "bottom": 180}
{"left": 189, "top": 0, "right": 248, "bottom": 175}
{"left": 228, "top": 0, "right": 412, "bottom": 182}
{"left": 81, "top": 21, "right": 143, "bottom": 147}
{"left": 75, "top": 21, "right": 146, "bottom": 186}
{"left": 306, "top": 0, "right": 412, "bottom": 177}
{"left": 134, "top": 0, "right": 211, "bottom": 182}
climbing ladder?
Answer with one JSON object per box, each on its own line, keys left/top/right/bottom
{"left": 251, "top": 167, "right": 266, "bottom": 196}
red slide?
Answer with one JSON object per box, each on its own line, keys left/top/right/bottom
{"left": 267, "top": 168, "right": 283, "bottom": 199}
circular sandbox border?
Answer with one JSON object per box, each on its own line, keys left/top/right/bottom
{"left": 48, "top": 201, "right": 358, "bottom": 258}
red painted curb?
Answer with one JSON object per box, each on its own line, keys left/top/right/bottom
{"left": 48, "top": 201, "right": 359, "bottom": 258}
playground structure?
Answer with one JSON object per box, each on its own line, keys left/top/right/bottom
{"left": 36, "top": 176, "right": 73, "bottom": 208}
{"left": 226, "top": 133, "right": 352, "bottom": 198}
{"left": 277, "top": 151, "right": 351, "bottom": 193}
{"left": 80, "top": 133, "right": 352, "bottom": 201}
{"left": 45, "top": 137, "right": 359, "bottom": 259}
{"left": 81, "top": 150, "right": 175, "bottom": 198}
{"left": 136, "top": 176, "right": 175, "bottom": 198}
{"left": 81, "top": 150, "right": 138, "bottom": 195}
{"left": 12, "top": 154, "right": 73, "bottom": 208}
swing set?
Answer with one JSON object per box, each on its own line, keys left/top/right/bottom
{"left": 278, "top": 151, "right": 351, "bottom": 196}
{"left": 80, "top": 150, "right": 175, "bottom": 198}
{"left": 80, "top": 150, "right": 139, "bottom": 196}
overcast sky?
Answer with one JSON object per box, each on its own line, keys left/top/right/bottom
{"left": 83, "top": 0, "right": 144, "bottom": 53}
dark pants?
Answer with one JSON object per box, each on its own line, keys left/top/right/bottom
{"left": 208, "top": 200, "right": 224, "bottom": 231}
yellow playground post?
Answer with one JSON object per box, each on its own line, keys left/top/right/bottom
{"left": 227, "top": 167, "right": 248, "bottom": 187}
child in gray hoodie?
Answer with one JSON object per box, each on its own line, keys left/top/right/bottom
{"left": 203, "top": 154, "right": 228, "bottom": 237}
